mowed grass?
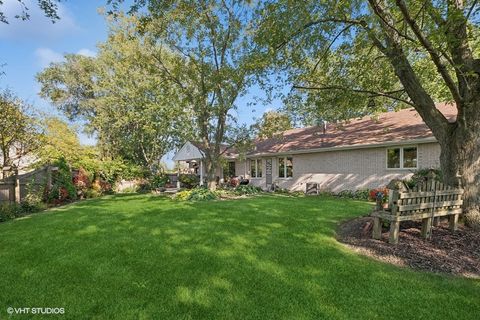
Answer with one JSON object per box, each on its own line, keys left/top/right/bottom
{"left": 0, "top": 194, "right": 478, "bottom": 320}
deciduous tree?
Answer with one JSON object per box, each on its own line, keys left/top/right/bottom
{"left": 0, "top": 88, "right": 40, "bottom": 171}
{"left": 108, "top": 0, "right": 267, "bottom": 189}
{"left": 37, "top": 16, "right": 193, "bottom": 172}
{"left": 257, "top": 0, "right": 480, "bottom": 218}
{"left": 253, "top": 111, "right": 292, "bottom": 138}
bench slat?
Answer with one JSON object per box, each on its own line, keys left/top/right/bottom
{"left": 399, "top": 189, "right": 464, "bottom": 199}
{"left": 398, "top": 200, "right": 463, "bottom": 211}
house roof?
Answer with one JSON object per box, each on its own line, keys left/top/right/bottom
{"left": 248, "top": 102, "right": 457, "bottom": 156}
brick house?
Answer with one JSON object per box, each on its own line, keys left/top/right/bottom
{"left": 173, "top": 103, "right": 455, "bottom": 191}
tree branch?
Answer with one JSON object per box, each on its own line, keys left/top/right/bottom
{"left": 395, "top": 0, "right": 462, "bottom": 105}
{"left": 366, "top": 0, "right": 450, "bottom": 139}
{"left": 312, "top": 23, "right": 355, "bottom": 73}
{"left": 293, "top": 84, "right": 415, "bottom": 106}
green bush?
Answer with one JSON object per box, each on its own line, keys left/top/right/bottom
{"left": 175, "top": 190, "right": 192, "bottom": 201}
{"left": 175, "top": 187, "right": 218, "bottom": 201}
{"left": 188, "top": 188, "right": 218, "bottom": 201}
{"left": 405, "top": 168, "right": 442, "bottom": 189}
{"left": 0, "top": 201, "right": 46, "bottom": 222}
{"left": 150, "top": 173, "right": 170, "bottom": 190}
{"left": 85, "top": 188, "right": 102, "bottom": 199}
{"left": 336, "top": 189, "right": 370, "bottom": 200}
{"left": 46, "top": 157, "right": 77, "bottom": 204}
{"left": 0, "top": 203, "right": 21, "bottom": 222}
{"left": 234, "top": 185, "right": 263, "bottom": 195}
{"left": 178, "top": 174, "right": 200, "bottom": 189}
{"left": 98, "top": 159, "right": 148, "bottom": 186}
{"left": 120, "top": 186, "right": 139, "bottom": 193}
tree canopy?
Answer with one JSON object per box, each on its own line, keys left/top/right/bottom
{"left": 105, "top": 0, "right": 268, "bottom": 188}
{"left": 0, "top": 88, "right": 40, "bottom": 169}
{"left": 253, "top": 110, "right": 292, "bottom": 138}
{"left": 37, "top": 15, "right": 194, "bottom": 171}
{"left": 255, "top": 0, "right": 480, "bottom": 215}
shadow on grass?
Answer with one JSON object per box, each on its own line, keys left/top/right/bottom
{"left": 0, "top": 194, "right": 478, "bottom": 319}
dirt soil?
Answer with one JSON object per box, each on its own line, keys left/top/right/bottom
{"left": 337, "top": 216, "right": 480, "bottom": 278}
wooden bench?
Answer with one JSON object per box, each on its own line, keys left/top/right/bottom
{"left": 371, "top": 179, "right": 463, "bottom": 244}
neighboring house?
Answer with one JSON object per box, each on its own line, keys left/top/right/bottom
{"left": 0, "top": 144, "right": 38, "bottom": 176}
{"left": 173, "top": 103, "right": 456, "bottom": 192}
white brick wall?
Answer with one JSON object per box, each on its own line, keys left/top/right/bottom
{"left": 240, "top": 142, "right": 441, "bottom": 192}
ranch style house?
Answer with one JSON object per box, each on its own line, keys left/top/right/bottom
{"left": 173, "top": 103, "right": 456, "bottom": 192}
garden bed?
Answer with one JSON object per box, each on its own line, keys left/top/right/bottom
{"left": 337, "top": 217, "right": 480, "bottom": 278}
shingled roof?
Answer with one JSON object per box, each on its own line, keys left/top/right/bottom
{"left": 248, "top": 103, "right": 457, "bottom": 156}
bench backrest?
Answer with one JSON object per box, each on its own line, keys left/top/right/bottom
{"left": 389, "top": 180, "right": 463, "bottom": 216}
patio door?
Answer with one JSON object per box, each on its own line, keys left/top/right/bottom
{"left": 265, "top": 158, "right": 273, "bottom": 187}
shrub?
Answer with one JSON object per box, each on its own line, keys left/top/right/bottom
{"left": 178, "top": 174, "right": 200, "bottom": 189}
{"left": 73, "top": 167, "right": 91, "bottom": 199}
{"left": 119, "top": 186, "right": 139, "bottom": 193}
{"left": 337, "top": 190, "right": 354, "bottom": 198}
{"left": 150, "top": 173, "right": 170, "bottom": 190}
{"left": 234, "top": 185, "right": 262, "bottom": 195}
{"left": 175, "top": 187, "right": 218, "bottom": 201}
{"left": 46, "top": 157, "right": 77, "bottom": 204}
{"left": 85, "top": 188, "right": 102, "bottom": 199}
{"left": 0, "top": 203, "right": 21, "bottom": 222}
{"left": 0, "top": 201, "right": 46, "bottom": 223}
{"left": 405, "top": 168, "right": 442, "bottom": 189}
{"left": 188, "top": 188, "right": 218, "bottom": 201}
{"left": 353, "top": 189, "right": 370, "bottom": 201}
{"left": 335, "top": 189, "right": 372, "bottom": 201}
{"left": 175, "top": 190, "right": 192, "bottom": 201}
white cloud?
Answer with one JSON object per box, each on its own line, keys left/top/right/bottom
{"left": 77, "top": 48, "right": 96, "bottom": 57}
{"left": 34, "top": 47, "right": 96, "bottom": 68}
{"left": 0, "top": 0, "right": 79, "bottom": 40}
{"left": 35, "top": 48, "right": 64, "bottom": 68}
{"left": 264, "top": 107, "right": 274, "bottom": 113}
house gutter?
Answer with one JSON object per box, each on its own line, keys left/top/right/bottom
{"left": 245, "top": 137, "right": 438, "bottom": 158}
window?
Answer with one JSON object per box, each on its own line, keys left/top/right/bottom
{"left": 387, "top": 146, "right": 417, "bottom": 169}
{"left": 278, "top": 156, "right": 293, "bottom": 178}
{"left": 250, "top": 159, "right": 262, "bottom": 178}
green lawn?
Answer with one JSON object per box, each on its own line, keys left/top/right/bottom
{"left": 0, "top": 194, "right": 478, "bottom": 319}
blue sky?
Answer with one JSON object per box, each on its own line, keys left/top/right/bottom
{"left": 0, "top": 0, "right": 276, "bottom": 147}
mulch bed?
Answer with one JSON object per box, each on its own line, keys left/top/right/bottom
{"left": 337, "top": 216, "right": 480, "bottom": 278}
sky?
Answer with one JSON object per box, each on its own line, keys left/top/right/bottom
{"left": 0, "top": 0, "right": 276, "bottom": 148}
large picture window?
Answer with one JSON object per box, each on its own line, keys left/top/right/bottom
{"left": 387, "top": 146, "right": 417, "bottom": 169}
{"left": 250, "top": 159, "right": 262, "bottom": 178}
{"left": 278, "top": 156, "right": 293, "bottom": 178}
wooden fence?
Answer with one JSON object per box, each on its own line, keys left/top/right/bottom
{"left": 0, "top": 166, "right": 53, "bottom": 204}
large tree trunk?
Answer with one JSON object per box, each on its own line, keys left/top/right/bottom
{"left": 438, "top": 101, "right": 480, "bottom": 226}
{"left": 203, "top": 151, "right": 219, "bottom": 191}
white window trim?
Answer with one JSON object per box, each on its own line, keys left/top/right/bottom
{"left": 386, "top": 145, "right": 418, "bottom": 170}
{"left": 278, "top": 156, "right": 293, "bottom": 179}
{"left": 250, "top": 158, "right": 262, "bottom": 179}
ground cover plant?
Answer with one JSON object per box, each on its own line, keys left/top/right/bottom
{"left": 0, "top": 194, "right": 478, "bottom": 319}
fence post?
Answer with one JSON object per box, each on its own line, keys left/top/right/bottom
{"left": 14, "top": 168, "right": 20, "bottom": 203}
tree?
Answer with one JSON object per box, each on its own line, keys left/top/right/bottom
{"left": 253, "top": 111, "right": 292, "bottom": 138}
{"left": 0, "top": 88, "right": 40, "bottom": 171}
{"left": 36, "top": 117, "right": 83, "bottom": 167}
{"left": 37, "top": 16, "right": 193, "bottom": 172}
{"left": 256, "top": 1, "right": 480, "bottom": 218}
{"left": 107, "top": 0, "right": 266, "bottom": 190}
{"left": 0, "top": 0, "right": 62, "bottom": 24}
